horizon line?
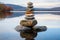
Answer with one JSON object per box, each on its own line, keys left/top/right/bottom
{"left": 10, "top": 11, "right": 60, "bottom": 12}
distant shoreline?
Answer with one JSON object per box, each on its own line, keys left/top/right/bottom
{"left": 10, "top": 11, "right": 60, "bottom": 12}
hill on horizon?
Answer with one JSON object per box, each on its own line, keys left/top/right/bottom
{"left": 5, "top": 4, "right": 60, "bottom": 11}
{"left": 0, "top": 4, "right": 60, "bottom": 18}
{"left": 6, "top": 4, "right": 26, "bottom": 11}
{"left": 5, "top": 4, "right": 60, "bottom": 18}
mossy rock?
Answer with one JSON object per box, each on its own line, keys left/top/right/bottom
{"left": 20, "top": 20, "right": 37, "bottom": 27}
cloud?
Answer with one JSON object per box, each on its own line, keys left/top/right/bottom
{"left": 0, "top": 0, "right": 60, "bottom": 8}
{"left": 33, "top": 2, "right": 60, "bottom": 8}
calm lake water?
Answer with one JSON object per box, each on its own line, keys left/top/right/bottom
{"left": 0, "top": 12, "right": 60, "bottom": 40}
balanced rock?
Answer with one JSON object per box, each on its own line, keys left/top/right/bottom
{"left": 20, "top": 20, "right": 37, "bottom": 27}
{"left": 27, "top": 2, "right": 33, "bottom": 5}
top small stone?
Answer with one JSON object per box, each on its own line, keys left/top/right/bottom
{"left": 27, "top": 2, "right": 33, "bottom": 5}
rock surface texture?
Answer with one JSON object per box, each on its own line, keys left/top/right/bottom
{"left": 15, "top": 2, "right": 47, "bottom": 32}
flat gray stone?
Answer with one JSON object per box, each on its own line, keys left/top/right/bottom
{"left": 33, "top": 26, "right": 47, "bottom": 32}
{"left": 15, "top": 25, "right": 31, "bottom": 32}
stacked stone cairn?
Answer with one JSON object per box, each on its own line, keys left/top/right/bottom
{"left": 15, "top": 2, "right": 47, "bottom": 32}
{"left": 20, "top": 2, "right": 37, "bottom": 28}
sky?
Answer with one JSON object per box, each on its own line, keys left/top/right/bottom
{"left": 0, "top": 0, "right": 60, "bottom": 8}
